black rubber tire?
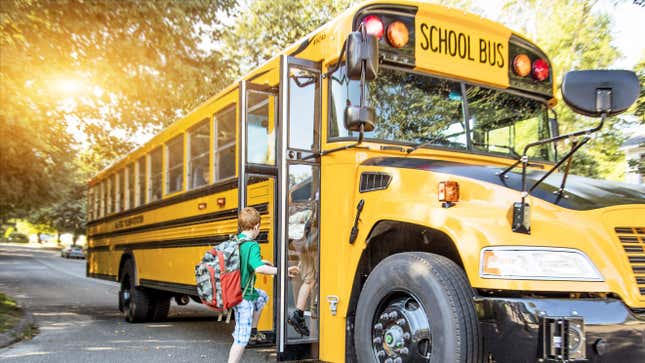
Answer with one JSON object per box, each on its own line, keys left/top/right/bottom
{"left": 120, "top": 259, "right": 150, "bottom": 323}
{"left": 147, "top": 292, "right": 171, "bottom": 322}
{"left": 354, "top": 252, "right": 482, "bottom": 363}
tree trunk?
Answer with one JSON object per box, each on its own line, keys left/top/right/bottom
{"left": 37, "top": 232, "right": 42, "bottom": 244}
{"left": 56, "top": 231, "right": 61, "bottom": 245}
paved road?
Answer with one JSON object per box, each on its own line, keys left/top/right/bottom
{"left": 0, "top": 244, "right": 273, "bottom": 362}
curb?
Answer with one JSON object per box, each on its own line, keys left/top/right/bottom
{"left": 0, "top": 305, "right": 36, "bottom": 349}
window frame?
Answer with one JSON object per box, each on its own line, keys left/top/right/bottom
{"left": 187, "top": 118, "right": 212, "bottom": 190}
{"left": 149, "top": 147, "right": 163, "bottom": 202}
{"left": 213, "top": 104, "right": 237, "bottom": 181}
{"left": 164, "top": 134, "right": 185, "bottom": 195}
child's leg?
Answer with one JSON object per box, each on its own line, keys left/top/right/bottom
{"left": 296, "top": 280, "right": 314, "bottom": 311}
{"left": 227, "top": 344, "right": 245, "bottom": 363}
{"left": 251, "top": 289, "right": 269, "bottom": 329}
{"left": 229, "top": 301, "right": 254, "bottom": 362}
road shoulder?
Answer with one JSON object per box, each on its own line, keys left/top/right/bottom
{"left": 0, "top": 293, "right": 37, "bottom": 348}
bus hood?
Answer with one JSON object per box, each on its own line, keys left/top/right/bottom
{"left": 362, "top": 157, "right": 645, "bottom": 211}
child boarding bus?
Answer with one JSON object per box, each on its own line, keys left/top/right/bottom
{"left": 85, "top": 1, "right": 644, "bottom": 362}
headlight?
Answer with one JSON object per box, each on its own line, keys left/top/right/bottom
{"left": 480, "top": 247, "right": 603, "bottom": 281}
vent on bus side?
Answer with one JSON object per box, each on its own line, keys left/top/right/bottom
{"left": 360, "top": 172, "right": 392, "bottom": 193}
{"left": 615, "top": 226, "right": 645, "bottom": 295}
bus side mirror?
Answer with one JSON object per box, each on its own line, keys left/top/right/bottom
{"left": 343, "top": 31, "right": 379, "bottom": 136}
{"left": 346, "top": 31, "right": 379, "bottom": 81}
{"left": 345, "top": 106, "right": 375, "bottom": 132}
{"left": 561, "top": 70, "right": 639, "bottom": 117}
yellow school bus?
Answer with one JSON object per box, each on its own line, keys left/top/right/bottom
{"left": 86, "top": 1, "right": 645, "bottom": 362}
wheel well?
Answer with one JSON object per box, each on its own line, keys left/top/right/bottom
{"left": 345, "top": 220, "right": 465, "bottom": 361}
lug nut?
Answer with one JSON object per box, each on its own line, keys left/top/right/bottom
{"left": 373, "top": 337, "right": 382, "bottom": 344}
{"left": 399, "top": 348, "right": 409, "bottom": 355}
{"left": 380, "top": 313, "right": 389, "bottom": 320}
{"left": 374, "top": 323, "right": 383, "bottom": 331}
{"left": 389, "top": 311, "right": 398, "bottom": 319}
{"left": 396, "top": 318, "right": 406, "bottom": 326}
{"left": 393, "top": 358, "right": 402, "bottom": 363}
{"left": 376, "top": 350, "right": 386, "bottom": 358}
{"left": 402, "top": 332, "right": 410, "bottom": 341}
{"left": 384, "top": 358, "right": 393, "bottom": 363}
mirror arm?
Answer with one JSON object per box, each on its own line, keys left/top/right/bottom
{"left": 498, "top": 112, "right": 606, "bottom": 180}
{"left": 527, "top": 135, "right": 590, "bottom": 193}
{"left": 324, "top": 40, "right": 347, "bottom": 79}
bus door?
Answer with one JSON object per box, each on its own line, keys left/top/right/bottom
{"left": 276, "top": 55, "right": 322, "bottom": 360}
{"left": 238, "top": 80, "right": 279, "bottom": 332}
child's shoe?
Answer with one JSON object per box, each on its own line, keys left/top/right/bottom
{"left": 287, "top": 309, "right": 310, "bottom": 336}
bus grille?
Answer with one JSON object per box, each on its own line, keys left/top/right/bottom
{"left": 615, "top": 227, "right": 645, "bottom": 295}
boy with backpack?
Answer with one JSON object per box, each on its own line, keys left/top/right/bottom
{"left": 228, "top": 207, "right": 299, "bottom": 363}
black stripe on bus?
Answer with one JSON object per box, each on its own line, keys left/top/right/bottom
{"left": 87, "top": 273, "right": 118, "bottom": 282}
{"left": 105, "top": 230, "right": 269, "bottom": 252}
{"left": 140, "top": 279, "right": 198, "bottom": 296}
{"left": 88, "top": 179, "right": 238, "bottom": 227}
{"left": 89, "top": 202, "right": 269, "bottom": 240}
{"left": 87, "top": 245, "right": 110, "bottom": 252}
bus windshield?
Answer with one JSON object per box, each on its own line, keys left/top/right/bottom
{"left": 330, "top": 66, "right": 555, "bottom": 161}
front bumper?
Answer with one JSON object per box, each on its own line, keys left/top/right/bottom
{"left": 476, "top": 297, "right": 645, "bottom": 363}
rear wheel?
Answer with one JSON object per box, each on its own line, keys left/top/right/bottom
{"left": 119, "top": 259, "right": 150, "bottom": 323}
{"left": 147, "top": 292, "right": 171, "bottom": 322}
{"left": 354, "top": 252, "right": 481, "bottom": 363}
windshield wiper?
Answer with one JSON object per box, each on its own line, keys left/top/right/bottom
{"left": 406, "top": 131, "right": 465, "bottom": 154}
{"left": 472, "top": 142, "right": 521, "bottom": 159}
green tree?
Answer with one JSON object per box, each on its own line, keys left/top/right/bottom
{"left": 1, "top": 0, "right": 236, "bottom": 220}
{"left": 633, "top": 56, "right": 645, "bottom": 123}
{"left": 225, "top": 0, "right": 352, "bottom": 73}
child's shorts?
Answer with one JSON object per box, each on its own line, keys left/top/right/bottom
{"left": 232, "top": 289, "right": 269, "bottom": 346}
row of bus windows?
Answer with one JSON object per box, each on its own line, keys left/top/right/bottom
{"left": 87, "top": 106, "right": 236, "bottom": 221}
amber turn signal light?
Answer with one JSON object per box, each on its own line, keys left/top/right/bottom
{"left": 438, "top": 181, "right": 459, "bottom": 203}
{"left": 513, "top": 54, "right": 531, "bottom": 77}
{"left": 386, "top": 21, "right": 409, "bottom": 48}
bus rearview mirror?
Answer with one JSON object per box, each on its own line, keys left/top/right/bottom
{"left": 346, "top": 31, "right": 379, "bottom": 81}
{"left": 561, "top": 70, "right": 639, "bottom": 117}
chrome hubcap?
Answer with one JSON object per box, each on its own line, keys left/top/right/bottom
{"left": 371, "top": 295, "right": 432, "bottom": 362}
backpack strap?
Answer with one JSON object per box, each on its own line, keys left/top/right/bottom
{"left": 239, "top": 239, "right": 255, "bottom": 298}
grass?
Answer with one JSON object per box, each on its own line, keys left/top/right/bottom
{"left": 0, "top": 293, "right": 22, "bottom": 334}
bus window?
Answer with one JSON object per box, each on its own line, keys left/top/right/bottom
{"left": 215, "top": 106, "right": 236, "bottom": 179}
{"left": 247, "top": 93, "right": 275, "bottom": 165}
{"left": 109, "top": 174, "right": 116, "bottom": 214}
{"left": 330, "top": 66, "right": 466, "bottom": 148}
{"left": 87, "top": 188, "right": 94, "bottom": 220}
{"left": 188, "top": 119, "right": 210, "bottom": 189}
{"left": 101, "top": 181, "right": 107, "bottom": 217}
{"left": 166, "top": 135, "right": 184, "bottom": 194}
{"left": 149, "top": 148, "right": 162, "bottom": 202}
{"left": 289, "top": 67, "right": 319, "bottom": 151}
{"left": 118, "top": 169, "right": 125, "bottom": 212}
{"left": 137, "top": 156, "right": 146, "bottom": 206}
{"left": 465, "top": 85, "right": 552, "bottom": 160}
{"left": 127, "top": 163, "right": 134, "bottom": 210}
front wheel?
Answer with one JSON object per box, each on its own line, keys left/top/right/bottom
{"left": 354, "top": 252, "right": 481, "bottom": 363}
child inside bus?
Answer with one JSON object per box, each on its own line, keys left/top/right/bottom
{"left": 228, "top": 207, "right": 299, "bottom": 363}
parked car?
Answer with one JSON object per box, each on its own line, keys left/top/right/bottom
{"left": 7, "top": 233, "right": 29, "bottom": 243}
{"left": 61, "top": 245, "right": 85, "bottom": 259}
